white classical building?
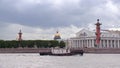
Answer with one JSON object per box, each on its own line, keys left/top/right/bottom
{"left": 66, "top": 29, "right": 120, "bottom": 48}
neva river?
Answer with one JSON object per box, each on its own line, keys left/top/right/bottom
{"left": 0, "top": 53, "right": 120, "bottom": 68}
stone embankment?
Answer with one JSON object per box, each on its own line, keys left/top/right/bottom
{"left": 84, "top": 48, "right": 120, "bottom": 54}
{"left": 1, "top": 48, "right": 120, "bottom": 54}
{"left": 0, "top": 48, "right": 51, "bottom": 53}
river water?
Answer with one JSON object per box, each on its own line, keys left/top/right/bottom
{"left": 0, "top": 53, "right": 120, "bottom": 68}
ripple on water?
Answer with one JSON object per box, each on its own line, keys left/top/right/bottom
{"left": 0, "top": 53, "right": 120, "bottom": 68}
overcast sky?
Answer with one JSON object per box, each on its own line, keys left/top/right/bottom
{"left": 0, "top": 0, "right": 120, "bottom": 40}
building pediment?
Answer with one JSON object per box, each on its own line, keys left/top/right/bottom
{"left": 76, "top": 29, "right": 95, "bottom": 37}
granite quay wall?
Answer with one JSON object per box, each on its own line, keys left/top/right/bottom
{"left": 1, "top": 48, "right": 120, "bottom": 54}
{"left": 84, "top": 48, "right": 120, "bottom": 54}
{"left": 0, "top": 48, "right": 51, "bottom": 53}
{"left": 70, "top": 48, "right": 120, "bottom": 54}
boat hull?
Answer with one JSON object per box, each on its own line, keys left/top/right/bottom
{"left": 50, "top": 53, "right": 75, "bottom": 56}
{"left": 39, "top": 52, "right": 84, "bottom": 56}
{"left": 39, "top": 48, "right": 84, "bottom": 56}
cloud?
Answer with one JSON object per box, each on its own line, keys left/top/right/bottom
{"left": 0, "top": 22, "right": 83, "bottom": 40}
{"left": 0, "top": 0, "right": 120, "bottom": 40}
{"left": 0, "top": 0, "right": 78, "bottom": 28}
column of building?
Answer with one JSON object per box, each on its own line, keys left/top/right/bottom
{"left": 107, "top": 40, "right": 109, "bottom": 48}
{"left": 86, "top": 39, "right": 88, "bottom": 48}
{"left": 79, "top": 40, "right": 81, "bottom": 48}
{"left": 72, "top": 40, "right": 75, "bottom": 48}
{"left": 115, "top": 40, "right": 118, "bottom": 48}
{"left": 114, "top": 39, "right": 116, "bottom": 48}
{"left": 103, "top": 39, "right": 105, "bottom": 48}
{"left": 92, "top": 39, "right": 94, "bottom": 48}
{"left": 117, "top": 40, "right": 120, "bottom": 48}
{"left": 105, "top": 40, "right": 107, "bottom": 48}
{"left": 99, "top": 39, "right": 101, "bottom": 48}
{"left": 78, "top": 39, "right": 80, "bottom": 48}
{"left": 90, "top": 39, "right": 92, "bottom": 47}
{"left": 101, "top": 40, "right": 103, "bottom": 48}
{"left": 77, "top": 40, "right": 79, "bottom": 48}
{"left": 76, "top": 40, "right": 78, "bottom": 48}
{"left": 111, "top": 40, "right": 113, "bottom": 48}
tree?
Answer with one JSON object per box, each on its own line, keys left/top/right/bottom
{"left": 0, "top": 40, "right": 64, "bottom": 48}
{"left": 59, "top": 41, "right": 65, "bottom": 48}
{"left": 50, "top": 40, "right": 59, "bottom": 47}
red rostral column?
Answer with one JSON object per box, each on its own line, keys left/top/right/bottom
{"left": 95, "top": 19, "right": 101, "bottom": 47}
{"left": 18, "top": 30, "right": 22, "bottom": 41}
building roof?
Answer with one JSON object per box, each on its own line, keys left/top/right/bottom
{"left": 75, "top": 28, "right": 120, "bottom": 38}
{"left": 54, "top": 31, "right": 61, "bottom": 40}
{"left": 76, "top": 29, "right": 95, "bottom": 37}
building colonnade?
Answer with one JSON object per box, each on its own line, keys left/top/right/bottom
{"left": 69, "top": 37, "right": 120, "bottom": 48}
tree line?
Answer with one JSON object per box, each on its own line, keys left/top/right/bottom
{"left": 0, "top": 40, "right": 65, "bottom": 48}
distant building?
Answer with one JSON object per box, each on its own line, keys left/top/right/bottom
{"left": 54, "top": 31, "right": 61, "bottom": 41}
{"left": 66, "top": 19, "right": 120, "bottom": 48}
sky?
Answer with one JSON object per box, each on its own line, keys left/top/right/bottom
{"left": 0, "top": 0, "right": 120, "bottom": 40}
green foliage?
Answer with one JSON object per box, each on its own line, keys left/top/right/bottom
{"left": 59, "top": 41, "right": 65, "bottom": 48}
{"left": 0, "top": 40, "right": 66, "bottom": 48}
{"left": 49, "top": 40, "right": 59, "bottom": 47}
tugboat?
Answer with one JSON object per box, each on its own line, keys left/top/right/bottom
{"left": 39, "top": 48, "right": 84, "bottom": 56}
{"left": 50, "top": 48, "right": 84, "bottom": 56}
